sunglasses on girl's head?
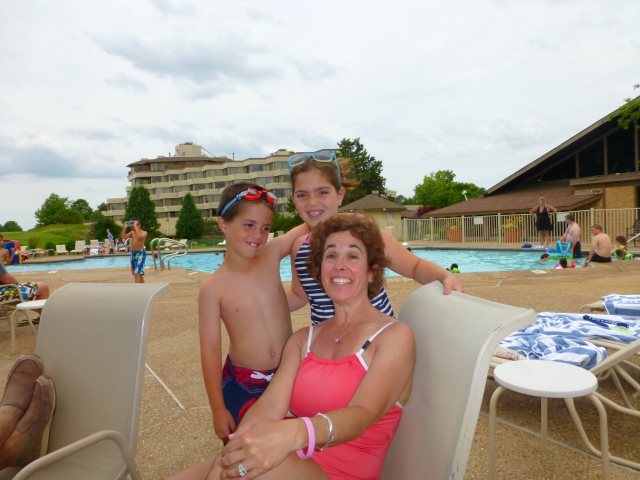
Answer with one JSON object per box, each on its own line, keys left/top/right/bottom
{"left": 287, "top": 152, "right": 341, "bottom": 183}
{"left": 219, "top": 188, "right": 277, "bottom": 217}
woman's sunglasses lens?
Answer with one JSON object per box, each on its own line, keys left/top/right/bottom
{"left": 314, "top": 153, "right": 334, "bottom": 160}
{"left": 289, "top": 155, "right": 309, "bottom": 165}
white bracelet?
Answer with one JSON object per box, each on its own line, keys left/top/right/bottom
{"left": 315, "top": 413, "right": 334, "bottom": 451}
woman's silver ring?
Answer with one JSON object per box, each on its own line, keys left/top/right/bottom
{"left": 238, "top": 462, "right": 247, "bottom": 477}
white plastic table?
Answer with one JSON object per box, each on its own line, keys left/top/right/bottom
{"left": 9, "top": 299, "right": 46, "bottom": 353}
{"left": 488, "top": 360, "right": 609, "bottom": 480}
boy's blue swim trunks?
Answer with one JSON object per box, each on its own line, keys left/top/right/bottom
{"left": 130, "top": 250, "right": 146, "bottom": 275}
{"left": 222, "top": 355, "right": 277, "bottom": 425}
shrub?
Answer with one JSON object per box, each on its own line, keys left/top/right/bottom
{"left": 65, "top": 240, "right": 76, "bottom": 252}
{"left": 44, "top": 241, "right": 56, "bottom": 255}
{"left": 27, "top": 237, "right": 40, "bottom": 249}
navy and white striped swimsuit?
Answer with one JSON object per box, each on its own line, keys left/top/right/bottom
{"left": 294, "top": 237, "right": 395, "bottom": 325}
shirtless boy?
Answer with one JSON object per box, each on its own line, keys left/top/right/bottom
{"left": 583, "top": 224, "right": 612, "bottom": 266}
{"left": 122, "top": 217, "right": 148, "bottom": 283}
{"left": 560, "top": 214, "right": 582, "bottom": 258}
{"left": 199, "top": 183, "right": 309, "bottom": 443}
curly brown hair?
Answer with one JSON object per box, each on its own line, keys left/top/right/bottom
{"left": 306, "top": 215, "right": 390, "bottom": 300}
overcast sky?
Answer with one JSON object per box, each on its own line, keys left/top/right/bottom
{"left": 2, "top": 0, "right": 639, "bottom": 230}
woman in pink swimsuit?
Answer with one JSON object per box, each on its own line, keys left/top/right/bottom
{"left": 170, "top": 215, "right": 415, "bottom": 480}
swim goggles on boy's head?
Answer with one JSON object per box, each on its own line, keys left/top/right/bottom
{"left": 219, "top": 188, "right": 277, "bottom": 217}
{"left": 287, "top": 151, "right": 341, "bottom": 183}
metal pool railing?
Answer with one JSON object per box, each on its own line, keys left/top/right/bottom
{"left": 377, "top": 208, "right": 640, "bottom": 245}
{"left": 150, "top": 238, "right": 189, "bottom": 270}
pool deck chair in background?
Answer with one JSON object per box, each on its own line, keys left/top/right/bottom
{"left": 0, "top": 282, "right": 169, "bottom": 480}
{"left": 54, "top": 245, "right": 69, "bottom": 256}
{"left": 381, "top": 282, "right": 535, "bottom": 480}
{"left": 69, "top": 240, "right": 86, "bottom": 255}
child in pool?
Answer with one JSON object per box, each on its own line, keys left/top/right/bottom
{"left": 613, "top": 248, "right": 634, "bottom": 260}
{"left": 554, "top": 258, "right": 576, "bottom": 268}
{"left": 538, "top": 253, "right": 550, "bottom": 263}
{"left": 614, "top": 236, "right": 629, "bottom": 255}
{"left": 199, "top": 183, "right": 309, "bottom": 442}
{"left": 446, "top": 263, "right": 460, "bottom": 273}
{"left": 284, "top": 153, "right": 462, "bottom": 324}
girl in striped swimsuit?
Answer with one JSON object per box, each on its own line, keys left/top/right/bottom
{"left": 286, "top": 153, "right": 463, "bottom": 324}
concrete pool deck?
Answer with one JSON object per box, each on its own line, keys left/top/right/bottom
{"left": 1, "top": 261, "right": 640, "bottom": 478}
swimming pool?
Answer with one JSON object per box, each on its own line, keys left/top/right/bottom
{"left": 7, "top": 249, "right": 580, "bottom": 280}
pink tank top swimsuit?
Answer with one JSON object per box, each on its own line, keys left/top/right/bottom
{"left": 289, "top": 323, "right": 403, "bottom": 480}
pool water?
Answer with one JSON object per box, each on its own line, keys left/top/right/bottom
{"left": 7, "top": 249, "right": 580, "bottom": 280}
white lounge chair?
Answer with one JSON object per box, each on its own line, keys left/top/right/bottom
{"left": 70, "top": 240, "right": 86, "bottom": 255}
{"left": 0, "top": 282, "right": 169, "bottom": 480}
{"left": 54, "top": 245, "right": 69, "bottom": 256}
{"left": 381, "top": 282, "right": 535, "bottom": 479}
{"left": 169, "top": 239, "right": 188, "bottom": 249}
{"left": 0, "top": 284, "right": 27, "bottom": 354}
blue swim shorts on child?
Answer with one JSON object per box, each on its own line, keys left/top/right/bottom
{"left": 130, "top": 250, "right": 146, "bottom": 275}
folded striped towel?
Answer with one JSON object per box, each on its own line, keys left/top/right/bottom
{"left": 602, "top": 294, "right": 640, "bottom": 317}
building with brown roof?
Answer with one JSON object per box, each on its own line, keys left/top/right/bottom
{"left": 429, "top": 99, "right": 639, "bottom": 218}
{"left": 338, "top": 193, "right": 406, "bottom": 222}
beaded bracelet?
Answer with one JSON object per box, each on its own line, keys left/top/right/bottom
{"left": 315, "top": 413, "right": 334, "bottom": 451}
{"left": 296, "top": 417, "right": 315, "bottom": 459}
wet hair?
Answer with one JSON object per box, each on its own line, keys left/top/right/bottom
{"left": 565, "top": 214, "right": 575, "bottom": 222}
{"left": 540, "top": 253, "right": 550, "bottom": 260}
{"left": 615, "top": 248, "right": 625, "bottom": 258}
{"left": 450, "top": 263, "right": 459, "bottom": 270}
{"left": 306, "top": 215, "right": 390, "bottom": 300}
{"left": 289, "top": 157, "right": 360, "bottom": 192}
{"left": 615, "top": 236, "right": 627, "bottom": 246}
{"left": 559, "top": 258, "right": 568, "bottom": 268}
{"left": 218, "top": 182, "right": 274, "bottom": 221}
{"left": 591, "top": 224, "right": 603, "bottom": 231}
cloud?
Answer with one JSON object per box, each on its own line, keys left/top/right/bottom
{"left": 149, "top": 0, "right": 196, "bottom": 16}
{"left": 66, "top": 128, "right": 120, "bottom": 141}
{"left": 0, "top": 134, "right": 122, "bottom": 179}
{"left": 106, "top": 74, "right": 148, "bottom": 93}
{"left": 290, "top": 57, "right": 339, "bottom": 81}
{"left": 92, "top": 35, "right": 283, "bottom": 94}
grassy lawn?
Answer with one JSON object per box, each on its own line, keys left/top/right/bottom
{"left": 3, "top": 224, "right": 91, "bottom": 248}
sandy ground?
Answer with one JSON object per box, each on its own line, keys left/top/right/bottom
{"left": 1, "top": 258, "right": 640, "bottom": 479}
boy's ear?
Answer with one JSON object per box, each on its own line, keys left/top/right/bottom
{"left": 217, "top": 216, "right": 228, "bottom": 235}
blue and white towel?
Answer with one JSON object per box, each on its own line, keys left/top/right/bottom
{"left": 499, "top": 312, "right": 640, "bottom": 369}
{"left": 602, "top": 294, "right": 640, "bottom": 317}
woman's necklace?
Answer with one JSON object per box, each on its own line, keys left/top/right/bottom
{"left": 332, "top": 320, "right": 360, "bottom": 345}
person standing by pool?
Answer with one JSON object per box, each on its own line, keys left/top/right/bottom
{"left": 285, "top": 152, "right": 462, "bottom": 324}
{"left": 583, "top": 224, "right": 612, "bottom": 266}
{"left": 529, "top": 197, "right": 557, "bottom": 249}
{"left": 122, "top": 218, "right": 147, "bottom": 283}
{"left": 559, "top": 214, "right": 581, "bottom": 258}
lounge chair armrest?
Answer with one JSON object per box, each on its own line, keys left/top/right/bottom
{"left": 12, "top": 430, "right": 141, "bottom": 480}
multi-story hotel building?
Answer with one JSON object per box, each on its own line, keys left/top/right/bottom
{"left": 104, "top": 143, "right": 330, "bottom": 236}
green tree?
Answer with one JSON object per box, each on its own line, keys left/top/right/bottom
{"left": 91, "top": 213, "right": 123, "bottom": 241}
{"left": 203, "top": 217, "right": 221, "bottom": 237}
{"left": 124, "top": 186, "right": 161, "bottom": 236}
{"left": 175, "top": 193, "right": 205, "bottom": 239}
{"left": 337, "top": 138, "right": 386, "bottom": 205}
{"left": 69, "top": 198, "right": 93, "bottom": 220}
{"left": 413, "top": 170, "right": 485, "bottom": 209}
{"left": 2, "top": 221, "right": 23, "bottom": 232}
{"left": 97, "top": 202, "right": 108, "bottom": 212}
{"left": 610, "top": 84, "right": 640, "bottom": 130}
{"left": 51, "top": 209, "right": 84, "bottom": 225}
{"left": 271, "top": 211, "right": 302, "bottom": 232}
{"left": 35, "top": 194, "right": 68, "bottom": 226}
